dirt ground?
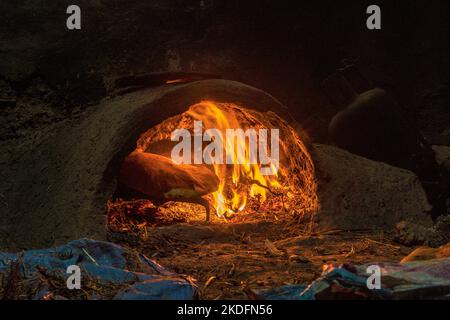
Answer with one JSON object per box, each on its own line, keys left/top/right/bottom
{"left": 107, "top": 201, "right": 414, "bottom": 300}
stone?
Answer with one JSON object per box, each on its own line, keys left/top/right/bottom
{"left": 312, "top": 144, "right": 433, "bottom": 230}
{"left": 394, "top": 214, "right": 450, "bottom": 247}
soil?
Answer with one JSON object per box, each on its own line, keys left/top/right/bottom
{"left": 107, "top": 202, "right": 413, "bottom": 300}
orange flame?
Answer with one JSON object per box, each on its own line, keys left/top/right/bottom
{"left": 187, "top": 101, "right": 281, "bottom": 218}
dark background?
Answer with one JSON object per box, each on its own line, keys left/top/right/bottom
{"left": 0, "top": 0, "right": 449, "bottom": 150}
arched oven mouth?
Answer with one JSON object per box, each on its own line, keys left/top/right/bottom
{"left": 108, "top": 99, "right": 318, "bottom": 234}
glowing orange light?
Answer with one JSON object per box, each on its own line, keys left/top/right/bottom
{"left": 186, "top": 101, "right": 280, "bottom": 217}
{"left": 165, "top": 79, "right": 188, "bottom": 84}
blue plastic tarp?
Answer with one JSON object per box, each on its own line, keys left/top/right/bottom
{"left": 252, "top": 258, "right": 450, "bottom": 300}
{"left": 0, "top": 238, "right": 197, "bottom": 300}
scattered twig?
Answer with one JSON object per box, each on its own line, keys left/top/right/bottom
{"left": 81, "top": 248, "right": 99, "bottom": 266}
{"left": 264, "top": 239, "right": 284, "bottom": 257}
{"left": 204, "top": 276, "right": 216, "bottom": 289}
{"left": 345, "top": 245, "right": 356, "bottom": 257}
{"left": 228, "top": 263, "right": 236, "bottom": 276}
{"left": 311, "top": 228, "right": 372, "bottom": 236}
{"left": 365, "top": 238, "right": 401, "bottom": 249}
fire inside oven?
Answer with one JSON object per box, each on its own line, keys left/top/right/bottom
{"left": 108, "top": 101, "right": 318, "bottom": 231}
